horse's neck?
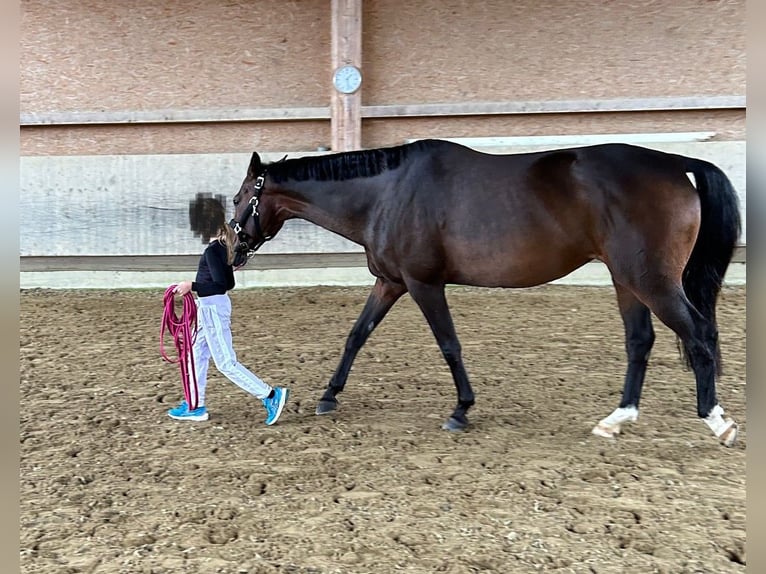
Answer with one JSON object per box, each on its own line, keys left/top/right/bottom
{"left": 278, "top": 178, "right": 376, "bottom": 245}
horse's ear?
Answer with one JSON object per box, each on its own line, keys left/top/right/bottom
{"left": 247, "top": 152, "right": 262, "bottom": 177}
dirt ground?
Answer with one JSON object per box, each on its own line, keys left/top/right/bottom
{"left": 20, "top": 284, "right": 746, "bottom": 574}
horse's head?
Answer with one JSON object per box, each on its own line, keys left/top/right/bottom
{"left": 229, "top": 152, "right": 286, "bottom": 268}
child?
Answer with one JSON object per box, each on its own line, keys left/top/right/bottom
{"left": 167, "top": 193, "right": 288, "bottom": 425}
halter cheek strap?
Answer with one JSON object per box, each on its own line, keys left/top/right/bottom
{"left": 229, "top": 173, "right": 272, "bottom": 259}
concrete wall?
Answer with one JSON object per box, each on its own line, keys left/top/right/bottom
{"left": 20, "top": 151, "right": 356, "bottom": 258}
{"left": 20, "top": 140, "right": 747, "bottom": 259}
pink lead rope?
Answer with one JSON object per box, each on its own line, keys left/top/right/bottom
{"left": 160, "top": 285, "right": 200, "bottom": 410}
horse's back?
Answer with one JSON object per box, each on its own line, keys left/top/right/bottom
{"left": 394, "top": 141, "right": 595, "bottom": 285}
{"left": 416, "top": 140, "right": 696, "bottom": 213}
{"left": 419, "top": 140, "right": 688, "bottom": 179}
{"left": 395, "top": 140, "right": 700, "bottom": 287}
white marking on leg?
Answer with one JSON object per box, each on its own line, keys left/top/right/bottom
{"left": 592, "top": 406, "right": 639, "bottom": 439}
{"left": 704, "top": 404, "right": 738, "bottom": 447}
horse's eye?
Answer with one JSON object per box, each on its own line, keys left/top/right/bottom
{"left": 233, "top": 198, "right": 240, "bottom": 206}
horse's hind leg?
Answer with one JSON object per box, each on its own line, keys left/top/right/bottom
{"left": 603, "top": 282, "right": 737, "bottom": 446}
{"left": 316, "top": 277, "right": 407, "bottom": 415}
{"left": 404, "top": 278, "right": 474, "bottom": 431}
{"left": 593, "top": 283, "right": 654, "bottom": 438}
{"left": 644, "top": 286, "right": 737, "bottom": 446}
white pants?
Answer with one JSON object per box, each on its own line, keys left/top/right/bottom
{"left": 188, "top": 294, "right": 271, "bottom": 406}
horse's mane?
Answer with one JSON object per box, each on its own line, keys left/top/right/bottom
{"left": 267, "top": 140, "right": 438, "bottom": 183}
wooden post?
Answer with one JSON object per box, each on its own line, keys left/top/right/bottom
{"left": 331, "top": 0, "right": 362, "bottom": 151}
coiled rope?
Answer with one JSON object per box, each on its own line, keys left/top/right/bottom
{"left": 160, "top": 285, "right": 200, "bottom": 410}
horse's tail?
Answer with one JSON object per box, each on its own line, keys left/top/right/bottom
{"left": 680, "top": 156, "right": 742, "bottom": 373}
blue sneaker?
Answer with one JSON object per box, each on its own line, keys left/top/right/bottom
{"left": 167, "top": 401, "right": 209, "bottom": 421}
{"left": 263, "top": 387, "right": 289, "bottom": 426}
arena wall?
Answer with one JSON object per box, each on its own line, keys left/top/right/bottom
{"left": 19, "top": 0, "right": 747, "bottom": 286}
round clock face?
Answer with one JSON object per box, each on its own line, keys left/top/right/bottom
{"left": 333, "top": 65, "right": 362, "bottom": 94}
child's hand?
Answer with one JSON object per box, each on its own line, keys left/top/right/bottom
{"left": 174, "top": 281, "right": 192, "bottom": 296}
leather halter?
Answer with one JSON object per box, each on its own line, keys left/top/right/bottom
{"left": 228, "top": 172, "right": 272, "bottom": 262}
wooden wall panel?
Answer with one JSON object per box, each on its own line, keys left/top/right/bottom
{"left": 20, "top": 121, "right": 331, "bottom": 156}
{"left": 21, "top": 0, "right": 331, "bottom": 112}
{"left": 21, "top": 0, "right": 745, "bottom": 156}
{"left": 363, "top": 0, "right": 745, "bottom": 104}
{"left": 19, "top": 109, "right": 746, "bottom": 156}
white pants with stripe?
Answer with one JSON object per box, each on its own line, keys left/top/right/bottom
{"left": 187, "top": 293, "right": 271, "bottom": 406}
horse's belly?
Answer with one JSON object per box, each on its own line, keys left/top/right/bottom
{"left": 444, "top": 241, "right": 594, "bottom": 288}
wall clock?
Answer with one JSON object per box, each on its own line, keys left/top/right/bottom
{"left": 332, "top": 65, "right": 362, "bottom": 94}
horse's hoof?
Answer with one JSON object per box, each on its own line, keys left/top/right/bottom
{"left": 719, "top": 420, "right": 738, "bottom": 447}
{"left": 315, "top": 399, "right": 338, "bottom": 415}
{"left": 592, "top": 422, "right": 620, "bottom": 439}
{"left": 441, "top": 417, "right": 467, "bottom": 432}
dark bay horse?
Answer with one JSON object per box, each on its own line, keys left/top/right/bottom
{"left": 230, "top": 139, "right": 741, "bottom": 446}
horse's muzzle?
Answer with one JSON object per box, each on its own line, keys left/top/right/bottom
{"left": 229, "top": 218, "right": 253, "bottom": 268}
{"left": 232, "top": 243, "right": 250, "bottom": 269}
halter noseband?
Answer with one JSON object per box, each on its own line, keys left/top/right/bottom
{"left": 229, "top": 171, "right": 272, "bottom": 262}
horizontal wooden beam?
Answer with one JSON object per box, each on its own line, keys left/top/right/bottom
{"left": 20, "top": 246, "right": 746, "bottom": 273}
{"left": 20, "top": 253, "right": 370, "bottom": 272}
{"left": 20, "top": 107, "right": 331, "bottom": 126}
{"left": 363, "top": 96, "right": 746, "bottom": 119}
{"left": 20, "top": 95, "right": 745, "bottom": 126}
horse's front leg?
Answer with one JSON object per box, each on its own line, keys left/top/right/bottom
{"left": 405, "top": 277, "right": 474, "bottom": 431}
{"left": 316, "top": 277, "right": 407, "bottom": 414}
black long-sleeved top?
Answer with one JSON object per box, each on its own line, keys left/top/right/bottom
{"left": 191, "top": 240, "right": 235, "bottom": 297}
